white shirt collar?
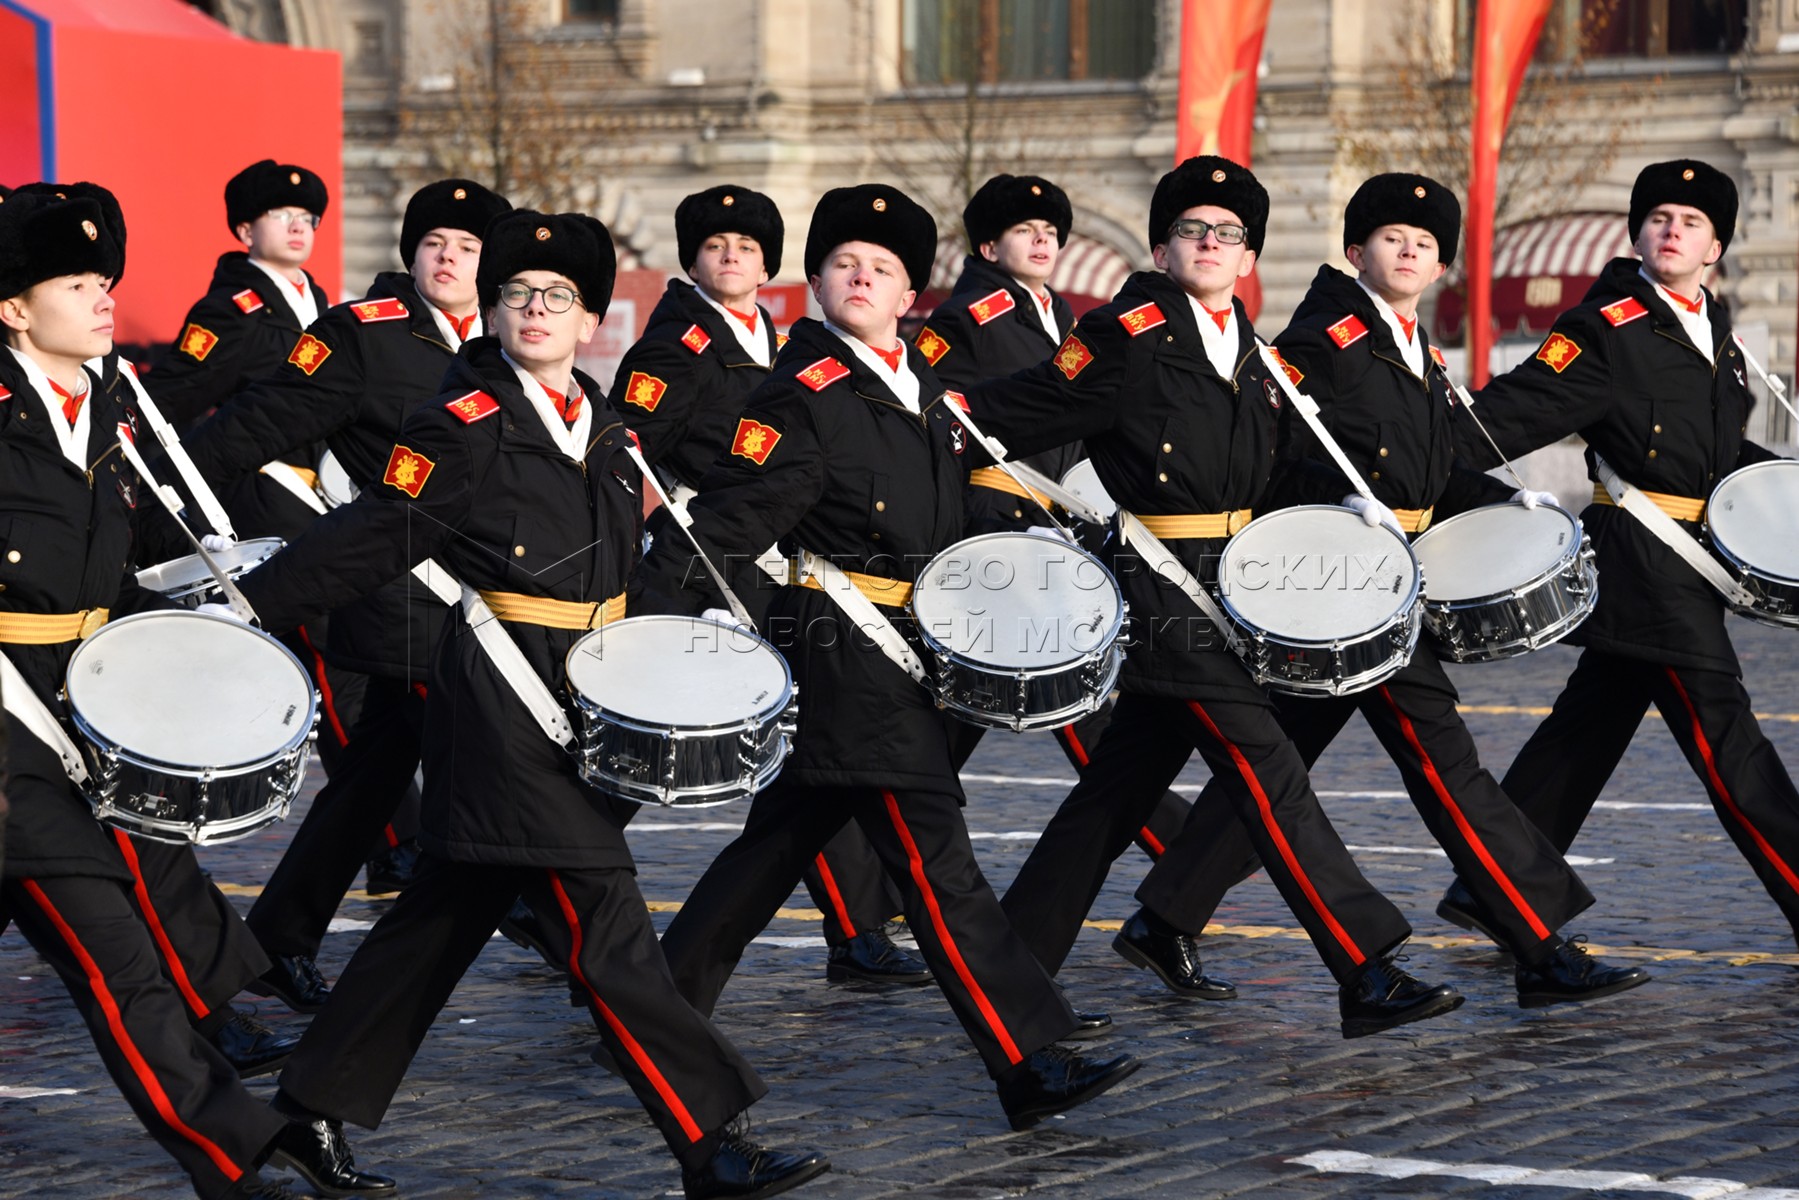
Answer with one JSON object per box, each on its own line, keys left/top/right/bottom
{"left": 8, "top": 346, "right": 93, "bottom": 468}
{"left": 822, "top": 320, "right": 921, "bottom": 413}
{"left": 1355, "top": 277, "right": 1426, "bottom": 378}
{"left": 249, "top": 257, "right": 320, "bottom": 328}
{"left": 1639, "top": 266, "right": 1714, "bottom": 363}
{"left": 695, "top": 288, "right": 771, "bottom": 368}
{"left": 1015, "top": 278, "right": 1060, "bottom": 343}
{"left": 1183, "top": 293, "right": 1241, "bottom": 382}
{"left": 424, "top": 302, "right": 482, "bottom": 352}
{"left": 501, "top": 349, "right": 592, "bottom": 461}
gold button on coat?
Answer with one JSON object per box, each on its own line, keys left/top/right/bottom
{"left": 514, "top": 545, "right": 526, "bottom": 557}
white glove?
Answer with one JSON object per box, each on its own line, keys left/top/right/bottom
{"left": 1026, "top": 524, "right": 1075, "bottom": 545}
{"left": 200, "top": 533, "right": 234, "bottom": 553}
{"left": 1342, "top": 493, "right": 1403, "bottom": 535}
{"left": 1511, "top": 488, "right": 1558, "bottom": 510}
{"left": 700, "top": 606, "right": 755, "bottom": 634}
{"left": 194, "top": 602, "right": 250, "bottom": 625}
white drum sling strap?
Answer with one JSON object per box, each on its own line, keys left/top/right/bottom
{"left": 1115, "top": 510, "right": 1243, "bottom": 656}
{"left": 1593, "top": 453, "right": 1755, "bottom": 608}
{"left": 114, "top": 360, "right": 237, "bottom": 540}
{"left": 259, "top": 460, "right": 329, "bottom": 514}
{"left": 0, "top": 652, "right": 90, "bottom": 784}
{"left": 459, "top": 586, "right": 578, "bottom": 747}
{"left": 792, "top": 550, "right": 928, "bottom": 684}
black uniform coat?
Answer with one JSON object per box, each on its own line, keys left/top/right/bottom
{"left": 610, "top": 278, "right": 778, "bottom": 490}
{"left": 1273, "top": 265, "right": 1513, "bottom": 517}
{"left": 236, "top": 339, "right": 644, "bottom": 870}
{"left": 0, "top": 354, "right": 172, "bottom": 878}
{"left": 919, "top": 256, "right": 1078, "bottom": 533}
{"left": 967, "top": 270, "right": 1294, "bottom": 703}
{"left": 639, "top": 318, "right": 973, "bottom": 799}
{"left": 170, "top": 270, "right": 459, "bottom": 678}
{"left": 1460, "top": 257, "right": 1778, "bottom": 674}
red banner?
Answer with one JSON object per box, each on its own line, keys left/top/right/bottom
{"left": 1176, "top": 0, "right": 1272, "bottom": 319}
{"left": 1467, "top": 0, "right": 1553, "bottom": 385}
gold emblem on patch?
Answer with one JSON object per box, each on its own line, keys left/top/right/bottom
{"left": 288, "top": 333, "right": 332, "bottom": 375}
{"left": 1535, "top": 332, "right": 1582, "bottom": 374}
{"left": 179, "top": 323, "right": 219, "bottom": 361}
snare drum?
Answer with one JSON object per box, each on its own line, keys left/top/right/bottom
{"left": 910, "top": 531, "right": 1125, "bottom": 731}
{"left": 565, "top": 615, "right": 797, "bottom": 807}
{"left": 1706, "top": 460, "right": 1799, "bottom": 628}
{"left": 1218, "top": 506, "right": 1422, "bottom": 695}
{"left": 1412, "top": 501, "right": 1596, "bottom": 662}
{"left": 64, "top": 610, "right": 317, "bottom": 844}
{"left": 136, "top": 537, "right": 285, "bottom": 607}
{"left": 1059, "top": 458, "right": 1118, "bottom": 524}
{"left": 316, "top": 449, "right": 357, "bottom": 509}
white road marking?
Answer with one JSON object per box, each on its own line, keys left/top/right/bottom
{"left": 0, "top": 1086, "right": 81, "bottom": 1100}
{"left": 1287, "top": 1150, "right": 1799, "bottom": 1198}
{"left": 1345, "top": 844, "right": 1614, "bottom": 866}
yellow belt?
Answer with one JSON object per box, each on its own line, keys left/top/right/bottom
{"left": 1591, "top": 483, "right": 1705, "bottom": 523}
{"left": 1392, "top": 506, "right": 1434, "bottom": 534}
{"left": 795, "top": 567, "right": 913, "bottom": 608}
{"left": 477, "top": 590, "right": 625, "bottom": 631}
{"left": 1134, "top": 510, "right": 1253, "bottom": 539}
{"left": 0, "top": 607, "right": 110, "bottom": 645}
{"left": 968, "top": 467, "right": 1052, "bottom": 508}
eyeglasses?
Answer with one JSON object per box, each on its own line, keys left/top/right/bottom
{"left": 1167, "top": 218, "right": 1248, "bottom": 246}
{"left": 263, "top": 209, "right": 321, "bottom": 230}
{"left": 499, "top": 283, "right": 583, "bottom": 313}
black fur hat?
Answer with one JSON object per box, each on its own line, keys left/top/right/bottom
{"left": 475, "top": 210, "right": 617, "bottom": 321}
{"left": 1343, "top": 173, "right": 1461, "bottom": 265}
{"left": 963, "top": 174, "right": 1072, "bottom": 248}
{"left": 0, "top": 190, "right": 123, "bottom": 300}
{"left": 13, "top": 181, "right": 128, "bottom": 284}
{"left": 675, "top": 185, "right": 784, "bottom": 277}
{"left": 1148, "top": 156, "right": 1268, "bottom": 255}
{"left": 401, "top": 179, "right": 511, "bottom": 267}
{"left": 225, "top": 159, "right": 328, "bottom": 232}
{"left": 803, "top": 184, "right": 937, "bottom": 291}
{"left": 1629, "top": 160, "right": 1737, "bottom": 253}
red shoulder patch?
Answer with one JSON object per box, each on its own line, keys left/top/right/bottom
{"left": 1600, "top": 297, "right": 1648, "bottom": 328}
{"left": 0, "top": 386, "right": 11, "bottom": 402}
{"left": 730, "top": 418, "right": 781, "bottom": 466}
{"left": 680, "top": 324, "right": 712, "bottom": 355}
{"left": 1267, "top": 346, "right": 1304, "bottom": 387}
{"left": 943, "top": 390, "right": 969, "bottom": 413}
{"left": 231, "top": 289, "right": 265, "bottom": 315}
{"left": 1053, "top": 334, "right": 1094, "bottom": 380}
{"left": 968, "top": 288, "right": 1016, "bottom": 326}
{"left": 445, "top": 390, "right": 501, "bottom": 424}
{"left": 776, "top": 333, "right": 790, "bottom": 350}
{"left": 383, "top": 445, "right": 435, "bottom": 498}
{"left": 1326, "top": 315, "right": 1369, "bottom": 349}
{"left": 1117, "top": 302, "right": 1166, "bottom": 337}
{"left": 351, "top": 297, "right": 410, "bottom": 324}
{"left": 287, "top": 333, "right": 331, "bottom": 375}
{"left": 795, "top": 357, "right": 851, "bottom": 392}
{"left": 916, "top": 326, "right": 951, "bottom": 365}
{"left": 1429, "top": 345, "right": 1447, "bottom": 369}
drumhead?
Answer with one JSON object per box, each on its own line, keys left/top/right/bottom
{"left": 135, "top": 538, "right": 285, "bottom": 594}
{"left": 912, "top": 532, "right": 1123, "bottom": 669}
{"left": 1220, "top": 506, "right": 1419, "bottom": 640}
{"left": 66, "top": 611, "right": 315, "bottom": 768}
{"left": 316, "top": 450, "right": 357, "bottom": 508}
{"left": 1058, "top": 459, "right": 1118, "bottom": 522}
{"left": 1413, "top": 502, "right": 1580, "bottom": 602}
{"left": 1709, "top": 460, "right": 1799, "bottom": 581}
{"left": 566, "top": 615, "right": 792, "bottom": 728}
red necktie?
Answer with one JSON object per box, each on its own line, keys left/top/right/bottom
{"left": 48, "top": 378, "right": 82, "bottom": 424}
{"left": 1660, "top": 285, "right": 1702, "bottom": 315}
{"left": 1035, "top": 290, "right": 1053, "bottom": 312}
{"left": 872, "top": 343, "right": 904, "bottom": 372}
{"left": 438, "top": 307, "right": 476, "bottom": 342}
{"left": 1397, "top": 314, "right": 1417, "bottom": 342}
{"left": 1199, "top": 302, "right": 1231, "bottom": 333}
{"left": 726, "top": 306, "right": 758, "bottom": 333}
{"left": 291, "top": 279, "right": 307, "bottom": 299}
{"left": 543, "top": 384, "right": 583, "bottom": 426}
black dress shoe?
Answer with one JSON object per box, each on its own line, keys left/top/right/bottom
{"left": 1338, "top": 955, "right": 1464, "bottom": 1039}
{"left": 825, "top": 926, "right": 931, "bottom": 985}
{"left": 271, "top": 1116, "right": 398, "bottom": 1197}
{"left": 1437, "top": 877, "right": 1506, "bottom": 947}
{"left": 1112, "top": 908, "right": 1237, "bottom": 1000}
{"left": 1062, "top": 1010, "right": 1112, "bottom": 1041}
{"left": 497, "top": 897, "right": 561, "bottom": 967}
{"left": 212, "top": 1009, "right": 299, "bottom": 1078}
{"left": 996, "top": 1045, "right": 1142, "bottom": 1131}
{"left": 247, "top": 954, "right": 331, "bottom": 1014}
{"left": 682, "top": 1121, "right": 830, "bottom": 1200}
{"left": 1517, "top": 936, "right": 1652, "bottom": 1008}
{"left": 363, "top": 840, "right": 421, "bottom": 897}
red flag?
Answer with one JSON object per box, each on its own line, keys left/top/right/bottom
{"left": 1176, "top": 0, "right": 1272, "bottom": 319}
{"left": 1467, "top": 0, "right": 1553, "bottom": 385}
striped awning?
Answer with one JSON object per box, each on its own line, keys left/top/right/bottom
{"left": 1437, "top": 212, "right": 1635, "bottom": 341}
{"left": 925, "top": 233, "right": 1140, "bottom": 308}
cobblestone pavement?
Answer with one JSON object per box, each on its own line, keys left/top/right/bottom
{"left": 7, "top": 621, "right": 1799, "bottom": 1198}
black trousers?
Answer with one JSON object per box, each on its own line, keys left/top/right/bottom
{"left": 1000, "top": 689, "right": 1414, "bottom": 983}
{"left": 246, "top": 677, "right": 427, "bottom": 959}
{"left": 4, "top": 863, "right": 286, "bottom": 1199}
{"left": 277, "top": 853, "right": 764, "bottom": 1165}
{"left": 662, "top": 779, "right": 1078, "bottom": 1079}
{"left": 1136, "top": 650, "right": 1594, "bottom": 957}
{"left": 1496, "top": 649, "right": 1799, "bottom": 939}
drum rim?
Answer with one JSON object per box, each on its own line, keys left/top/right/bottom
{"left": 1412, "top": 500, "right": 1585, "bottom": 605}
{"left": 1219, "top": 505, "right": 1422, "bottom": 643}
{"left": 135, "top": 537, "right": 288, "bottom": 596}
{"left": 1708, "top": 460, "right": 1799, "bottom": 587}
{"left": 911, "top": 530, "right": 1126, "bottom": 669}
{"left": 563, "top": 613, "right": 796, "bottom": 731}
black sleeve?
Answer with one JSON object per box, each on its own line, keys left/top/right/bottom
{"left": 965, "top": 315, "right": 1136, "bottom": 459}
{"left": 144, "top": 292, "right": 275, "bottom": 426}
{"left": 917, "top": 307, "right": 982, "bottom": 394}
{"left": 1457, "top": 309, "right": 1617, "bottom": 468}
{"left": 611, "top": 332, "right": 705, "bottom": 468}
{"left": 1269, "top": 322, "right": 1362, "bottom": 507}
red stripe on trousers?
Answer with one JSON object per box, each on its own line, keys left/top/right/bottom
{"left": 21, "top": 879, "right": 245, "bottom": 1183}
{"left": 295, "top": 626, "right": 348, "bottom": 747}
{"left": 880, "top": 791, "right": 1021, "bottom": 1065}
{"left": 1665, "top": 667, "right": 1799, "bottom": 895}
{"left": 544, "top": 870, "right": 705, "bottom": 1142}
{"left": 1376, "top": 685, "right": 1551, "bottom": 940}
{"left": 1185, "top": 700, "right": 1366, "bottom": 966}
{"left": 1061, "top": 724, "right": 1164, "bottom": 856}
{"left": 812, "top": 852, "right": 859, "bottom": 940}
{"left": 109, "top": 830, "right": 210, "bottom": 1018}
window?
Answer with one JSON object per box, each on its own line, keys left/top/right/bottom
{"left": 902, "top": 0, "right": 1156, "bottom": 86}
{"left": 565, "top": 0, "right": 620, "bottom": 23}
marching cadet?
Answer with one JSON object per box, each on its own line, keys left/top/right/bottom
{"left": 645, "top": 183, "right": 1141, "bottom": 1131}
{"left": 0, "top": 184, "right": 340, "bottom": 1200}
{"left": 1121, "top": 174, "right": 1649, "bottom": 1010}
{"left": 967, "top": 157, "right": 1466, "bottom": 1038}
{"left": 162, "top": 179, "right": 512, "bottom": 1014}
{"left": 611, "top": 183, "right": 926, "bottom": 985}
{"left": 1438, "top": 160, "right": 1799, "bottom": 949}
{"left": 226, "top": 209, "right": 829, "bottom": 1200}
